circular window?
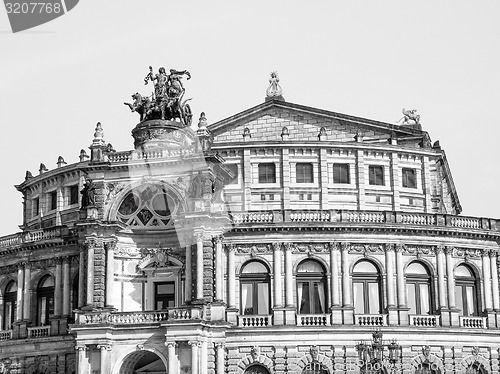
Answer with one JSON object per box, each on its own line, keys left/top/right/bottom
{"left": 151, "top": 193, "right": 173, "bottom": 217}
{"left": 118, "top": 193, "right": 139, "bottom": 216}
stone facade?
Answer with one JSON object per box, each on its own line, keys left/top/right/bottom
{"left": 0, "top": 93, "right": 498, "bottom": 374}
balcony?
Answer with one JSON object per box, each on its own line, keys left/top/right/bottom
{"left": 0, "top": 330, "right": 12, "bottom": 341}
{"left": 297, "top": 314, "right": 330, "bottom": 326}
{"left": 355, "top": 314, "right": 387, "bottom": 326}
{"left": 77, "top": 307, "right": 204, "bottom": 325}
{"left": 27, "top": 326, "right": 50, "bottom": 338}
{"left": 459, "top": 316, "right": 486, "bottom": 329}
{"left": 238, "top": 315, "right": 271, "bottom": 327}
{"left": 0, "top": 226, "right": 71, "bottom": 251}
{"left": 409, "top": 315, "right": 440, "bottom": 327}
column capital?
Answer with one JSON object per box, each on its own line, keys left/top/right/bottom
{"left": 340, "top": 242, "right": 350, "bottom": 252}
{"left": 489, "top": 249, "right": 498, "bottom": 258}
{"left": 22, "top": 261, "right": 32, "bottom": 270}
{"left": 165, "top": 342, "right": 178, "bottom": 348}
{"left": 75, "top": 345, "right": 88, "bottom": 352}
{"left": 328, "top": 242, "right": 340, "bottom": 251}
{"left": 213, "top": 235, "right": 224, "bottom": 245}
{"left": 214, "top": 342, "right": 226, "bottom": 349}
{"left": 482, "top": 249, "right": 492, "bottom": 258}
{"left": 284, "top": 243, "right": 294, "bottom": 252}
{"left": 104, "top": 239, "right": 117, "bottom": 251}
{"left": 225, "top": 243, "right": 236, "bottom": 253}
{"left": 384, "top": 243, "right": 395, "bottom": 253}
{"left": 434, "top": 245, "right": 445, "bottom": 255}
{"left": 272, "top": 242, "right": 282, "bottom": 252}
{"left": 84, "top": 238, "right": 97, "bottom": 250}
{"left": 188, "top": 341, "right": 202, "bottom": 348}
{"left": 97, "top": 344, "right": 112, "bottom": 351}
{"left": 61, "top": 256, "right": 70, "bottom": 264}
{"left": 195, "top": 232, "right": 205, "bottom": 242}
{"left": 444, "top": 246, "right": 454, "bottom": 255}
{"left": 54, "top": 257, "right": 63, "bottom": 265}
{"left": 395, "top": 244, "right": 405, "bottom": 253}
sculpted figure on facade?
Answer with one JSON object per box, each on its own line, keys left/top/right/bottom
{"left": 399, "top": 108, "right": 421, "bottom": 125}
{"left": 80, "top": 178, "right": 96, "bottom": 208}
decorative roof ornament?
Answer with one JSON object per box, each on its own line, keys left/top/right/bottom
{"left": 124, "top": 66, "right": 193, "bottom": 127}
{"left": 265, "top": 71, "right": 285, "bottom": 102}
{"left": 397, "top": 108, "right": 421, "bottom": 126}
{"left": 198, "top": 112, "right": 208, "bottom": 129}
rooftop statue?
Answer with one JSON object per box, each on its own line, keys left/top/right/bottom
{"left": 265, "top": 71, "right": 284, "bottom": 101}
{"left": 124, "top": 66, "right": 193, "bottom": 127}
{"left": 398, "top": 108, "right": 421, "bottom": 125}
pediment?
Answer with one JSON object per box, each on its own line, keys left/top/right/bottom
{"left": 209, "top": 100, "right": 426, "bottom": 145}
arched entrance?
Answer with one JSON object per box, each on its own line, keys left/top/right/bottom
{"left": 303, "top": 362, "right": 328, "bottom": 374}
{"left": 244, "top": 365, "right": 270, "bottom": 374}
{"left": 118, "top": 350, "right": 167, "bottom": 374}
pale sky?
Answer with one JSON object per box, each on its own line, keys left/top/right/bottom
{"left": 0, "top": 1, "right": 499, "bottom": 237}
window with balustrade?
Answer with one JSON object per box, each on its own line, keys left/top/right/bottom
{"left": 240, "top": 261, "right": 270, "bottom": 315}
{"left": 454, "top": 264, "right": 479, "bottom": 317}
{"left": 37, "top": 275, "right": 55, "bottom": 326}
{"left": 2, "top": 281, "right": 16, "bottom": 330}
{"left": 352, "top": 260, "right": 382, "bottom": 315}
{"left": 406, "top": 262, "right": 433, "bottom": 315}
{"left": 155, "top": 282, "right": 175, "bottom": 309}
{"left": 297, "top": 260, "right": 327, "bottom": 314}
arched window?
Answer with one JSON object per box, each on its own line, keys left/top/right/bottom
{"left": 454, "top": 264, "right": 479, "bottom": 316}
{"left": 240, "top": 261, "right": 270, "bottom": 315}
{"left": 3, "top": 281, "right": 17, "bottom": 330}
{"left": 415, "top": 363, "right": 440, "bottom": 374}
{"left": 37, "top": 276, "right": 55, "bottom": 326}
{"left": 71, "top": 274, "right": 79, "bottom": 320}
{"left": 244, "top": 365, "right": 271, "bottom": 374}
{"left": 303, "top": 362, "right": 328, "bottom": 374}
{"left": 352, "top": 261, "right": 382, "bottom": 314}
{"left": 297, "top": 260, "right": 326, "bottom": 314}
{"left": 465, "top": 362, "right": 487, "bottom": 374}
{"left": 406, "top": 262, "right": 433, "bottom": 315}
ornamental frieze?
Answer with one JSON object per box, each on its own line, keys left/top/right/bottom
{"left": 348, "top": 244, "right": 384, "bottom": 256}
{"left": 402, "top": 245, "right": 433, "bottom": 258}
{"left": 235, "top": 244, "right": 271, "bottom": 255}
{"left": 0, "top": 265, "right": 17, "bottom": 275}
{"left": 453, "top": 247, "right": 482, "bottom": 261}
{"left": 291, "top": 243, "right": 328, "bottom": 254}
{"left": 115, "top": 246, "right": 141, "bottom": 258}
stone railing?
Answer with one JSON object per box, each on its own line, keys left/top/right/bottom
{"left": 400, "top": 213, "right": 436, "bottom": 226}
{"left": 289, "top": 211, "right": 331, "bottom": 222}
{"left": 0, "top": 330, "right": 13, "bottom": 341}
{"left": 450, "top": 216, "right": 481, "bottom": 229}
{"left": 409, "top": 315, "right": 440, "bottom": 327}
{"left": 355, "top": 314, "right": 387, "bottom": 327}
{"left": 342, "top": 211, "right": 386, "bottom": 223}
{"left": 459, "top": 316, "right": 486, "bottom": 329}
{"left": 107, "top": 151, "right": 131, "bottom": 163}
{"left": 231, "top": 212, "right": 274, "bottom": 224}
{"left": 0, "top": 227, "right": 70, "bottom": 250}
{"left": 297, "top": 314, "right": 330, "bottom": 326}
{"left": 238, "top": 315, "right": 271, "bottom": 327}
{"left": 0, "top": 234, "right": 22, "bottom": 249}
{"left": 78, "top": 307, "right": 203, "bottom": 325}
{"left": 27, "top": 326, "right": 50, "bottom": 338}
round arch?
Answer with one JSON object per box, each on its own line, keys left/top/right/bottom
{"left": 294, "top": 352, "right": 333, "bottom": 374}
{"left": 411, "top": 353, "right": 444, "bottom": 374}
{"left": 105, "top": 180, "right": 186, "bottom": 224}
{"left": 30, "top": 270, "right": 55, "bottom": 291}
{"left": 349, "top": 256, "right": 385, "bottom": 275}
{"left": 111, "top": 346, "right": 168, "bottom": 374}
{"left": 236, "top": 354, "right": 274, "bottom": 374}
{"left": 236, "top": 257, "right": 273, "bottom": 275}
{"left": 403, "top": 258, "right": 436, "bottom": 278}
{"left": 453, "top": 261, "right": 481, "bottom": 279}
{"left": 0, "top": 277, "right": 16, "bottom": 297}
{"left": 460, "top": 355, "right": 490, "bottom": 374}
{"left": 293, "top": 255, "right": 329, "bottom": 274}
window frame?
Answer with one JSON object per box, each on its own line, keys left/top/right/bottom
{"left": 406, "top": 262, "right": 433, "bottom": 315}
{"left": 258, "top": 163, "right": 277, "bottom": 184}
{"left": 49, "top": 191, "right": 57, "bottom": 211}
{"left": 3, "top": 281, "right": 17, "bottom": 330}
{"left": 240, "top": 261, "right": 271, "bottom": 316}
{"left": 332, "top": 163, "right": 350, "bottom": 184}
{"left": 296, "top": 163, "right": 314, "bottom": 183}
{"left": 368, "top": 165, "right": 385, "bottom": 186}
{"left": 154, "top": 281, "right": 176, "bottom": 310}
{"left": 226, "top": 164, "right": 239, "bottom": 185}
{"left": 37, "top": 276, "right": 55, "bottom": 326}
{"left": 455, "top": 265, "right": 480, "bottom": 317}
{"left": 296, "top": 260, "right": 327, "bottom": 315}
{"left": 402, "top": 168, "right": 417, "bottom": 189}
{"left": 69, "top": 185, "right": 79, "bottom": 205}
{"left": 352, "top": 261, "right": 382, "bottom": 315}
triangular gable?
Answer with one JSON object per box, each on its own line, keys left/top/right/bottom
{"left": 209, "top": 100, "right": 426, "bottom": 144}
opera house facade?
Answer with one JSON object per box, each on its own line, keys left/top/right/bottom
{"left": 0, "top": 72, "right": 498, "bottom": 374}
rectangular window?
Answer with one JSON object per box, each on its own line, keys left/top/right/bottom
{"left": 353, "top": 282, "right": 365, "bottom": 314}
{"left": 241, "top": 283, "right": 254, "bottom": 315}
{"left": 368, "top": 283, "right": 380, "bottom": 314}
{"left": 455, "top": 285, "right": 463, "bottom": 316}
{"left": 50, "top": 191, "right": 57, "bottom": 211}
{"left": 34, "top": 198, "right": 40, "bottom": 216}
{"left": 227, "top": 164, "right": 239, "bottom": 185}
{"left": 402, "top": 168, "right": 417, "bottom": 188}
{"left": 368, "top": 165, "right": 384, "bottom": 186}
{"left": 258, "top": 163, "right": 276, "bottom": 183}
{"left": 407, "top": 283, "right": 416, "bottom": 315}
{"left": 333, "top": 164, "right": 350, "bottom": 184}
{"left": 155, "top": 282, "right": 175, "bottom": 310}
{"left": 419, "top": 284, "right": 430, "bottom": 315}
{"left": 69, "top": 185, "right": 79, "bottom": 205}
{"left": 296, "top": 163, "right": 314, "bottom": 183}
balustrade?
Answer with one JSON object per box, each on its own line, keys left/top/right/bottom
{"left": 297, "top": 314, "right": 330, "bottom": 326}
{"left": 238, "top": 315, "right": 271, "bottom": 327}
{"left": 450, "top": 216, "right": 481, "bottom": 229}
{"left": 355, "top": 314, "right": 387, "bottom": 326}
{"left": 79, "top": 307, "right": 203, "bottom": 325}
{"left": 289, "top": 211, "right": 331, "bottom": 222}
{"left": 27, "top": 326, "right": 50, "bottom": 338}
{"left": 409, "top": 315, "right": 439, "bottom": 327}
{"left": 459, "top": 316, "right": 486, "bottom": 329}
{"left": 232, "top": 212, "right": 274, "bottom": 224}
{"left": 400, "top": 213, "right": 436, "bottom": 226}
{"left": 0, "top": 330, "right": 13, "bottom": 341}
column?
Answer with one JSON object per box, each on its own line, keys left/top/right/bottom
{"left": 215, "top": 343, "right": 225, "bottom": 374}
{"left": 390, "top": 152, "right": 400, "bottom": 211}
{"left": 23, "top": 262, "right": 31, "bottom": 320}
{"left": 395, "top": 245, "right": 405, "bottom": 307}
{"left": 190, "top": 341, "right": 200, "bottom": 374}
{"left": 330, "top": 243, "right": 340, "bottom": 306}
{"left": 215, "top": 236, "right": 223, "bottom": 301}
{"left": 285, "top": 244, "right": 293, "bottom": 307}
{"left": 200, "top": 341, "right": 208, "bottom": 374}
{"left": 185, "top": 244, "right": 192, "bottom": 302}
{"left": 196, "top": 234, "right": 204, "bottom": 300}
{"left": 62, "top": 258, "right": 70, "bottom": 316}
{"left": 273, "top": 243, "right": 283, "bottom": 307}
{"left": 356, "top": 149, "right": 366, "bottom": 210}
{"left": 445, "top": 247, "right": 456, "bottom": 309}
{"left": 54, "top": 258, "right": 62, "bottom": 316}
{"left": 75, "top": 346, "right": 88, "bottom": 374}
{"left": 490, "top": 251, "right": 500, "bottom": 310}
{"left": 167, "top": 342, "right": 177, "bottom": 374}
{"left": 16, "top": 265, "right": 24, "bottom": 321}
{"left": 385, "top": 245, "right": 396, "bottom": 307}
{"left": 98, "top": 344, "right": 112, "bottom": 374}
{"left": 436, "top": 246, "right": 447, "bottom": 309}
{"left": 341, "top": 243, "right": 351, "bottom": 307}
{"left": 227, "top": 245, "right": 236, "bottom": 308}
{"left": 482, "top": 250, "right": 493, "bottom": 311}
{"left": 105, "top": 241, "right": 115, "bottom": 307}
{"left": 86, "top": 241, "right": 95, "bottom": 306}
{"left": 78, "top": 248, "right": 85, "bottom": 308}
